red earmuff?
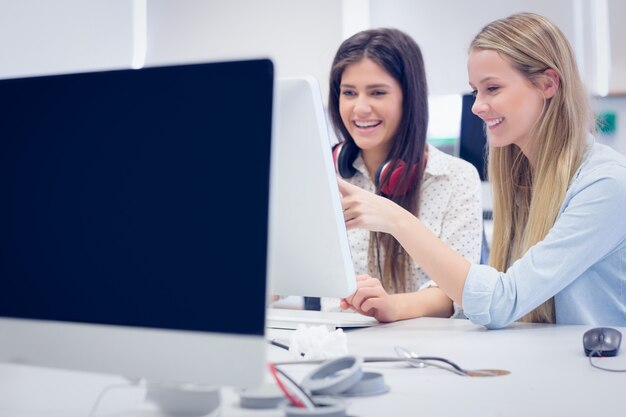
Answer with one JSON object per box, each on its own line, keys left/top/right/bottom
{"left": 374, "top": 160, "right": 419, "bottom": 197}
{"left": 332, "top": 142, "right": 419, "bottom": 197}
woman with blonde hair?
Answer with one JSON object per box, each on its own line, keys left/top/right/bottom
{"left": 339, "top": 12, "right": 626, "bottom": 328}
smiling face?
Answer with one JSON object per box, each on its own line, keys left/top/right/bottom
{"left": 468, "top": 49, "right": 546, "bottom": 160}
{"left": 339, "top": 58, "right": 403, "bottom": 171}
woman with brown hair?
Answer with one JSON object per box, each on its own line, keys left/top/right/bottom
{"left": 327, "top": 27, "right": 482, "bottom": 320}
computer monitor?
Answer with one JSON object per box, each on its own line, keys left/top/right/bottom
{"left": 268, "top": 77, "right": 356, "bottom": 298}
{"left": 459, "top": 93, "right": 488, "bottom": 181}
{"left": 0, "top": 59, "right": 273, "bottom": 389}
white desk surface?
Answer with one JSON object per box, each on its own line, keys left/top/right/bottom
{"left": 1, "top": 317, "right": 624, "bottom": 417}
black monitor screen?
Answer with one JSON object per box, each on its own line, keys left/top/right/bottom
{"left": 0, "top": 60, "right": 273, "bottom": 336}
{"left": 459, "top": 93, "right": 488, "bottom": 181}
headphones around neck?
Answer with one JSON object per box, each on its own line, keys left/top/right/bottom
{"left": 332, "top": 141, "right": 420, "bottom": 197}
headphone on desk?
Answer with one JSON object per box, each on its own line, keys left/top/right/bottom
{"left": 332, "top": 141, "right": 420, "bottom": 197}
{"left": 246, "top": 356, "right": 388, "bottom": 412}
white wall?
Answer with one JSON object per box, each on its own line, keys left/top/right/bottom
{"left": 145, "top": 0, "right": 343, "bottom": 100}
{"left": 369, "top": 0, "right": 578, "bottom": 96}
{"left": 1, "top": 1, "right": 625, "bottom": 153}
{"left": 608, "top": 0, "right": 626, "bottom": 94}
{"left": 0, "top": 0, "right": 141, "bottom": 78}
{"left": 0, "top": 0, "right": 345, "bottom": 100}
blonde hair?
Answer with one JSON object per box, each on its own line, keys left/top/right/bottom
{"left": 471, "top": 13, "right": 594, "bottom": 323}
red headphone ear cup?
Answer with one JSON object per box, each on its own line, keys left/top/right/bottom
{"left": 332, "top": 142, "right": 357, "bottom": 178}
{"left": 375, "top": 160, "right": 419, "bottom": 197}
{"left": 332, "top": 143, "right": 343, "bottom": 175}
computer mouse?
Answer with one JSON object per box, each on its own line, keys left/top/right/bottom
{"left": 583, "top": 327, "right": 622, "bottom": 357}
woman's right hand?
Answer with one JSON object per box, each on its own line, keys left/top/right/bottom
{"left": 337, "top": 177, "right": 406, "bottom": 235}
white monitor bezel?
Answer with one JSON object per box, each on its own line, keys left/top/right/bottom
{"left": 0, "top": 317, "right": 266, "bottom": 387}
{"left": 0, "top": 59, "right": 274, "bottom": 390}
{"left": 268, "top": 77, "right": 356, "bottom": 299}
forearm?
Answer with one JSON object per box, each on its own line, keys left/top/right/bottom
{"left": 390, "top": 209, "right": 470, "bottom": 305}
{"left": 391, "top": 287, "right": 453, "bottom": 320}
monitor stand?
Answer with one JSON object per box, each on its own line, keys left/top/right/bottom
{"left": 145, "top": 382, "right": 221, "bottom": 416}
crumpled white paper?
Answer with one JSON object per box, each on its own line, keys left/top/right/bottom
{"left": 288, "top": 324, "right": 349, "bottom": 360}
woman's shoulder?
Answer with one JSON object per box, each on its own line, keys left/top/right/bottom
{"left": 575, "top": 141, "right": 626, "bottom": 183}
{"left": 569, "top": 141, "right": 626, "bottom": 199}
{"left": 590, "top": 141, "right": 626, "bottom": 165}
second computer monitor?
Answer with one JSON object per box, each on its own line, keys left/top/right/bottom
{"left": 460, "top": 93, "right": 488, "bottom": 181}
{"left": 268, "top": 77, "right": 356, "bottom": 298}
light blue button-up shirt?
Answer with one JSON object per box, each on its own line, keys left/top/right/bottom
{"left": 463, "top": 141, "right": 626, "bottom": 329}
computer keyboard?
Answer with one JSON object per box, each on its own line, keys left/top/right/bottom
{"left": 266, "top": 308, "right": 379, "bottom": 330}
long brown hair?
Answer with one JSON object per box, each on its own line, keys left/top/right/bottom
{"left": 328, "top": 28, "right": 428, "bottom": 292}
{"left": 471, "top": 13, "right": 593, "bottom": 322}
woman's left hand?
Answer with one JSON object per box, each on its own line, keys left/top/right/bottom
{"left": 340, "top": 275, "right": 400, "bottom": 323}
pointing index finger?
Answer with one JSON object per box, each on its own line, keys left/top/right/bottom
{"left": 337, "top": 176, "right": 358, "bottom": 196}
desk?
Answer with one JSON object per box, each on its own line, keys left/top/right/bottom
{"left": 1, "top": 318, "right": 624, "bottom": 417}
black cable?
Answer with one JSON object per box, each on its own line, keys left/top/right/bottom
{"left": 270, "top": 339, "right": 291, "bottom": 351}
{"left": 411, "top": 356, "right": 466, "bottom": 373}
{"left": 273, "top": 356, "right": 492, "bottom": 377}
{"left": 268, "top": 339, "right": 305, "bottom": 357}
{"left": 271, "top": 345, "right": 502, "bottom": 377}
{"left": 87, "top": 379, "right": 144, "bottom": 417}
{"left": 268, "top": 341, "right": 464, "bottom": 371}
{"left": 588, "top": 350, "right": 626, "bottom": 373}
